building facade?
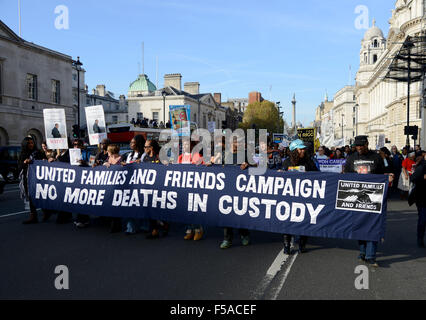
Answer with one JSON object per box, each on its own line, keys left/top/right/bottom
{"left": 354, "top": 0, "right": 425, "bottom": 149}
{"left": 0, "top": 20, "right": 75, "bottom": 147}
{"left": 127, "top": 73, "right": 226, "bottom": 130}
{"left": 86, "top": 85, "right": 128, "bottom": 126}
{"left": 315, "top": 0, "right": 425, "bottom": 149}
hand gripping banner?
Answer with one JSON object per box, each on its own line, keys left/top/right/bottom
{"left": 28, "top": 161, "right": 388, "bottom": 241}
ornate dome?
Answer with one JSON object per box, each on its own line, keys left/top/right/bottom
{"left": 129, "top": 74, "right": 156, "bottom": 92}
{"left": 363, "top": 19, "right": 384, "bottom": 41}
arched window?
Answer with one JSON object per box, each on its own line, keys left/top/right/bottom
{"left": 373, "top": 39, "right": 378, "bottom": 48}
{"left": 373, "top": 55, "right": 378, "bottom": 63}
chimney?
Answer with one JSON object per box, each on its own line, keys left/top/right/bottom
{"left": 96, "top": 84, "right": 106, "bottom": 97}
{"left": 214, "top": 93, "right": 222, "bottom": 105}
{"left": 184, "top": 82, "right": 200, "bottom": 95}
{"left": 164, "top": 74, "right": 182, "bottom": 91}
{"left": 249, "top": 91, "right": 262, "bottom": 104}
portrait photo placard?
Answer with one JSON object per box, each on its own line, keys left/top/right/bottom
{"left": 85, "top": 105, "right": 107, "bottom": 145}
{"left": 43, "top": 108, "right": 68, "bottom": 150}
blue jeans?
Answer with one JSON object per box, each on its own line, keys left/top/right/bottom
{"left": 417, "top": 206, "right": 426, "bottom": 241}
{"left": 358, "top": 241, "right": 378, "bottom": 261}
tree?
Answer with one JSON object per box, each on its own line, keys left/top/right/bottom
{"left": 239, "top": 100, "right": 284, "bottom": 134}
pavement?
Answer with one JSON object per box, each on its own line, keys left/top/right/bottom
{"left": 0, "top": 183, "right": 425, "bottom": 300}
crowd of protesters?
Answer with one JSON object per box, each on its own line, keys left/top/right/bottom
{"left": 16, "top": 133, "right": 426, "bottom": 268}
{"left": 130, "top": 117, "right": 171, "bottom": 129}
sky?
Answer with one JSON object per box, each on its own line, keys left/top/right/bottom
{"left": 1, "top": 0, "right": 395, "bottom": 126}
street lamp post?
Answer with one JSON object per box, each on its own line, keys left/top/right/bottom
{"left": 73, "top": 57, "right": 83, "bottom": 138}
{"left": 341, "top": 113, "right": 344, "bottom": 142}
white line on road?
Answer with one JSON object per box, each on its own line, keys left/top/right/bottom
{"left": 253, "top": 247, "right": 298, "bottom": 300}
{"left": 0, "top": 210, "right": 29, "bottom": 218}
{"left": 270, "top": 252, "right": 298, "bottom": 300}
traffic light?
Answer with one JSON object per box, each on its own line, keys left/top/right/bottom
{"left": 72, "top": 125, "right": 79, "bottom": 138}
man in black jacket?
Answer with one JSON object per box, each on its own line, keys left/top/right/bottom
{"left": 344, "top": 136, "right": 391, "bottom": 268}
{"left": 411, "top": 153, "right": 426, "bottom": 248}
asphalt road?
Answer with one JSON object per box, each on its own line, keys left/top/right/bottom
{"left": 0, "top": 183, "right": 425, "bottom": 300}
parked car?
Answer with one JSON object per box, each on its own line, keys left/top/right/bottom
{"left": 0, "top": 173, "right": 5, "bottom": 194}
{"left": 0, "top": 146, "right": 21, "bottom": 182}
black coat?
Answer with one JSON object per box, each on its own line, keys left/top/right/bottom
{"left": 411, "top": 160, "right": 426, "bottom": 208}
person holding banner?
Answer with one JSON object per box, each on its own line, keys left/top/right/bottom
{"left": 178, "top": 139, "right": 205, "bottom": 241}
{"left": 411, "top": 152, "right": 426, "bottom": 248}
{"left": 93, "top": 139, "right": 111, "bottom": 167}
{"left": 102, "top": 144, "right": 123, "bottom": 233}
{"left": 122, "top": 135, "right": 148, "bottom": 235}
{"left": 143, "top": 139, "right": 170, "bottom": 239}
{"left": 219, "top": 136, "right": 251, "bottom": 249}
{"left": 19, "top": 137, "right": 47, "bottom": 224}
{"left": 281, "top": 139, "right": 319, "bottom": 254}
{"left": 344, "top": 135, "right": 392, "bottom": 268}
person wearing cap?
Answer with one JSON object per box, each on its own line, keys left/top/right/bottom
{"left": 281, "top": 139, "right": 319, "bottom": 254}
{"left": 344, "top": 135, "right": 392, "bottom": 268}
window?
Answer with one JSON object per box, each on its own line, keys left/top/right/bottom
{"left": 72, "top": 74, "right": 77, "bottom": 81}
{"left": 112, "top": 115, "right": 118, "bottom": 123}
{"left": 152, "top": 112, "right": 159, "bottom": 121}
{"left": 373, "top": 55, "right": 378, "bottom": 63}
{"left": 373, "top": 39, "right": 378, "bottom": 48}
{"left": 51, "top": 80, "right": 60, "bottom": 104}
{"left": 26, "top": 74, "right": 37, "bottom": 100}
{"left": 115, "top": 104, "right": 119, "bottom": 111}
{"left": 353, "top": 117, "right": 356, "bottom": 125}
{"left": 137, "top": 112, "right": 143, "bottom": 121}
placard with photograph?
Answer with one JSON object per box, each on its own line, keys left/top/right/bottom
{"left": 169, "top": 105, "right": 191, "bottom": 137}
{"left": 69, "top": 148, "right": 82, "bottom": 166}
{"left": 85, "top": 105, "right": 107, "bottom": 145}
{"left": 43, "top": 108, "right": 68, "bottom": 150}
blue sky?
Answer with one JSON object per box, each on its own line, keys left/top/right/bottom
{"left": 1, "top": 0, "right": 395, "bottom": 126}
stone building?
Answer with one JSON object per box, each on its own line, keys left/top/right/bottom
{"left": 86, "top": 85, "right": 128, "bottom": 126}
{"left": 0, "top": 20, "right": 76, "bottom": 147}
{"left": 127, "top": 73, "right": 226, "bottom": 130}
{"left": 315, "top": 0, "right": 425, "bottom": 149}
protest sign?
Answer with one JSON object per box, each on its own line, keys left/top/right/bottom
{"left": 85, "top": 105, "right": 107, "bottom": 145}
{"left": 43, "top": 109, "right": 68, "bottom": 150}
{"left": 317, "top": 159, "right": 346, "bottom": 173}
{"left": 169, "top": 105, "right": 191, "bottom": 137}
{"left": 69, "top": 149, "right": 82, "bottom": 166}
{"left": 297, "top": 128, "right": 316, "bottom": 144}
{"left": 28, "top": 161, "right": 388, "bottom": 241}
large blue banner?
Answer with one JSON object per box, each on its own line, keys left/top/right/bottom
{"left": 28, "top": 161, "right": 388, "bottom": 241}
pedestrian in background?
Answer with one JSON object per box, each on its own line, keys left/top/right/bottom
{"left": 410, "top": 152, "right": 426, "bottom": 248}
{"left": 19, "top": 137, "right": 45, "bottom": 224}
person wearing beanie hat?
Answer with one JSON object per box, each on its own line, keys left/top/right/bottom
{"left": 344, "top": 136, "right": 393, "bottom": 268}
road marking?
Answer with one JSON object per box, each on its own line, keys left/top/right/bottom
{"left": 0, "top": 210, "right": 29, "bottom": 218}
{"left": 253, "top": 247, "right": 298, "bottom": 300}
{"left": 270, "top": 252, "right": 298, "bottom": 300}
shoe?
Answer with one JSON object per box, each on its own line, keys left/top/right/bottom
{"left": 160, "top": 222, "right": 169, "bottom": 237}
{"left": 220, "top": 240, "right": 232, "bottom": 249}
{"left": 283, "top": 245, "right": 291, "bottom": 255}
{"left": 146, "top": 229, "right": 160, "bottom": 239}
{"left": 74, "top": 221, "right": 89, "bottom": 228}
{"left": 193, "top": 229, "right": 203, "bottom": 241}
{"left": 184, "top": 230, "right": 194, "bottom": 240}
{"left": 22, "top": 214, "right": 38, "bottom": 224}
{"left": 358, "top": 254, "right": 366, "bottom": 262}
{"left": 366, "top": 259, "right": 379, "bottom": 268}
{"left": 42, "top": 212, "right": 51, "bottom": 222}
{"left": 417, "top": 239, "right": 425, "bottom": 248}
{"left": 241, "top": 235, "right": 250, "bottom": 246}
{"left": 298, "top": 246, "right": 307, "bottom": 254}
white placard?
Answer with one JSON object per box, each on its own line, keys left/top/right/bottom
{"left": 69, "top": 148, "right": 82, "bottom": 166}
{"left": 85, "top": 105, "right": 107, "bottom": 145}
{"left": 43, "top": 108, "right": 68, "bottom": 150}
